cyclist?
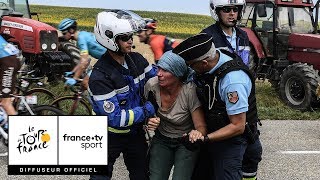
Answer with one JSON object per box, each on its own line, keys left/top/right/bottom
{"left": 57, "top": 18, "right": 107, "bottom": 89}
{"left": 0, "top": 35, "right": 20, "bottom": 117}
{"left": 89, "top": 10, "right": 157, "bottom": 180}
{"left": 137, "top": 18, "right": 179, "bottom": 64}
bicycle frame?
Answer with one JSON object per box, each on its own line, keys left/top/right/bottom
{"left": 0, "top": 95, "right": 36, "bottom": 156}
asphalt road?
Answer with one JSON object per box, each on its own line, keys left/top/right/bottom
{"left": 0, "top": 120, "right": 320, "bottom": 180}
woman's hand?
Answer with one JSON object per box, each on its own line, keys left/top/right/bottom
{"left": 147, "top": 117, "right": 160, "bottom": 131}
{"left": 188, "top": 129, "right": 203, "bottom": 143}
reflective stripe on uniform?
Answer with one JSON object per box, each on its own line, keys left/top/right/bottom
{"left": 242, "top": 171, "right": 257, "bottom": 177}
{"left": 108, "top": 127, "right": 130, "bottom": 133}
{"left": 242, "top": 177, "right": 256, "bottom": 180}
{"left": 144, "top": 64, "right": 152, "bottom": 73}
{"left": 115, "top": 85, "right": 129, "bottom": 94}
{"left": 120, "top": 110, "right": 126, "bottom": 127}
{"left": 92, "top": 85, "right": 130, "bottom": 101}
{"left": 92, "top": 91, "right": 116, "bottom": 101}
{"left": 127, "top": 110, "right": 134, "bottom": 126}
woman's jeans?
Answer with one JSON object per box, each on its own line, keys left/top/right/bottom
{"left": 149, "top": 131, "right": 198, "bottom": 180}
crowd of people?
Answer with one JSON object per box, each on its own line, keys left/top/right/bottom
{"left": 0, "top": 0, "right": 263, "bottom": 179}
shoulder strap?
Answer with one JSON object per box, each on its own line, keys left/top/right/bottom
{"left": 214, "top": 50, "right": 254, "bottom": 82}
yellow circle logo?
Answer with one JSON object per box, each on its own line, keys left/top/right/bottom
{"left": 41, "top": 133, "right": 50, "bottom": 142}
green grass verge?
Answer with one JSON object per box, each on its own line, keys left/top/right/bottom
{"left": 29, "top": 5, "right": 213, "bottom": 39}
{"left": 256, "top": 81, "right": 320, "bottom": 120}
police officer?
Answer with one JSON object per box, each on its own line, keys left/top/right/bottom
{"left": 173, "top": 33, "right": 259, "bottom": 180}
{"left": 203, "top": 0, "right": 250, "bottom": 66}
{"left": 89, "top": 10, "right": 157, "bottom": 180}
{"left": 202, "top": 0, "right": 263, "bottom": 179}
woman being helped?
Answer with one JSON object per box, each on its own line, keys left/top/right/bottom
{"left": 144, "top": 51, "right": 207, "bottom": 180}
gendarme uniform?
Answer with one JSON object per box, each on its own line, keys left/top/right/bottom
{"left": 88, "top": 51, "right": 157, "bottom": 179}
{"left": 202, "top": 23, "right": 250, "bottom": 65}
{"left": 89, "top": 52, "right": 157, "bottom": 133}
{"left": 203, "top": 22, "right": 262, "bottom": 180}
{"left": 173, "top": 34, "right": 259, "bottom": 180}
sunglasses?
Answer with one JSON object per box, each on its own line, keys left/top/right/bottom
{"left": 118, "top": 34, "right": 133, "bottom": 42}
{"left": 137, "top": 30, "right": 147, "bottom": 34}
{"left": 62, "top": 29, "right": 74, "bottom": 35}
{"left": 221, "top": 6, "right": 239, "bottom": 13}
{"left": 62, "top": 31, "right": 69, "bottom": 35}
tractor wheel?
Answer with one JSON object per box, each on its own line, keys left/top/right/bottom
{"left": 59, "top": 41, "right": 80, "bottom": 67}
{"left": 279, "top": 63, "right": 320, "bottom": 111}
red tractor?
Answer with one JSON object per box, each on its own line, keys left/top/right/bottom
{"left": 0, "top": 0, "right": 78, "bottom": 81}
{"left": 240, "top": 0, "right": 320, "bottom": 111}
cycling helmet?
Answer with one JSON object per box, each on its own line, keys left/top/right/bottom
{"left": 143, "top": 18, "right": 157, "bottom": 30}
{"left": 94, "top": 9, "right": 144, "bottom": 51}
{"left": 58, "top": 18, "right": 77, "bottom": 32}
{"left": 209, "top": 0, "right": 245, "bottom": 21}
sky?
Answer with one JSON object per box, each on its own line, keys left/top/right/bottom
{"left": 28, "top": 0, "right": 211, "bottom": 16}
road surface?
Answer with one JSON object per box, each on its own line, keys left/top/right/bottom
{"left": 0, "top": 120, "right": 319, "bottom": 180}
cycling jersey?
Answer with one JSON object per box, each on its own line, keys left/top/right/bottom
{"left": 0, "top": 36, "right": 19, "bottom": 58}
{"left": 149, "top": 34, "right": 179, "bottom": 61}
{"left": 0, "top": 35, "right": 20, "bottom": 97}
{"left": 77, "top": 31, "right": 107, "bottom": 59}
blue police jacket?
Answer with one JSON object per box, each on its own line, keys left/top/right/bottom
{"left": 201, "top": 23, "right": 250, "bottom": 66}
{"left": 88, "top": 51, "right": 157, "bottom": 134}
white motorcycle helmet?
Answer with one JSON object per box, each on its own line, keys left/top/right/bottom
{"left": 209, "top": 0, "right": 246, "bottom": 21}
{"left": 94, "top": 9, "right": 145, "bottom": 52}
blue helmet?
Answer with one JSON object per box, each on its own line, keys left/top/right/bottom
{"left": 58, "top": 18, "right": 77, "bottom": 31}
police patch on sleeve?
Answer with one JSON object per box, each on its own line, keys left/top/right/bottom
{"left": 103, "top": 100, "right": 115, "bottom": 113}
{"left": 227, "top": 91, "right": 239, "bottom": 104}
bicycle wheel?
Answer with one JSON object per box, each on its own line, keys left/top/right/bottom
{"left": 24, "top": 88, "right": 56, "bottom": 105}
{"left": 51, "top": 96, "right": 92, "bottom": 115}
{"left": 20, "top": 105, "right": 66, "bottom": 115}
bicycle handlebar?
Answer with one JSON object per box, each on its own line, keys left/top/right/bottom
{"left": 64, "top": 77, "right": 84, "bottom": 94}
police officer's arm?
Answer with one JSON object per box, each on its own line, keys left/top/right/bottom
{"left": 206, "top": 74, "right": 250, "bottom": 141}
{"left": 90, "top": 78, "right": 153, "bottom": 128}
{"left": 206, "top": 113, "right": 246, "bottom": 141}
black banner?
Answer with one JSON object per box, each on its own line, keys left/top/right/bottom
{"left": 8, "top": 165, "right": 108, "bottom": 175}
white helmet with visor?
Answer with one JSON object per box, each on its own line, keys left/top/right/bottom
{"left": 209, "top": 0, "right": 246, "bottom": 21}
{"left": 94, "top": 9, "right": 144, "bottom": 51}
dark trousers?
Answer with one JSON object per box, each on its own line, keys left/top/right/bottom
{"left": 192, "top": 136, "right": 247, "bottom": 180}
{"left": 90, "top": 132, "right": 148, "bottom": 180}
{"left": 242, "top": 136, "right": 262, "bottom": 178}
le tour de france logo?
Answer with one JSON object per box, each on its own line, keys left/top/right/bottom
{"left": 17, "top": 126, "right": 51, "bottom": 154}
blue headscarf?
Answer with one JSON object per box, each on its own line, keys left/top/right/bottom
{"left": 157, "top": 51, "right": 194, "bottom": 83}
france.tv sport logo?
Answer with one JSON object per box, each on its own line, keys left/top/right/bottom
{"left": 63, "top": 134, "right": 104, "bottom": 150}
